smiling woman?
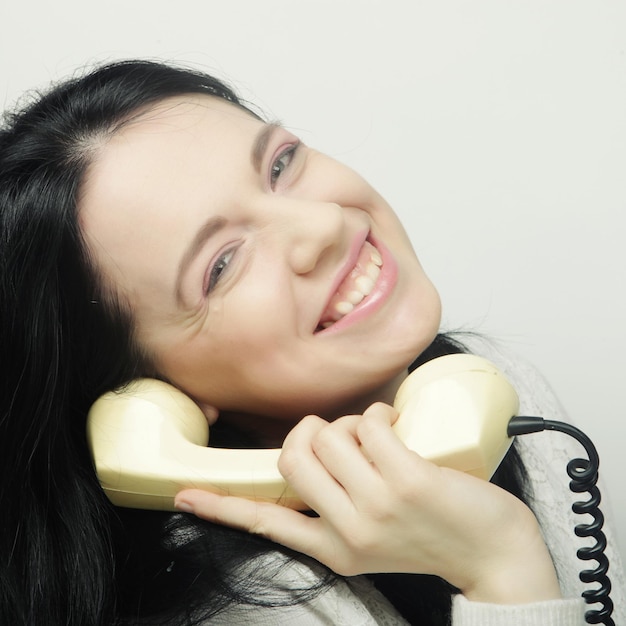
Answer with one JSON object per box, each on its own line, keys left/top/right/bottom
{"left": 0, "top": 59, "right": 622, "bottom": 626}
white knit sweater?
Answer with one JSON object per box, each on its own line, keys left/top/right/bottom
{"left": 207, "top": 337, "right": 625, "bottom": 625}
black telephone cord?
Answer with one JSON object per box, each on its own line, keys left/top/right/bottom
{"left": 507, "top": 416, "right": 615, "bottom": 626}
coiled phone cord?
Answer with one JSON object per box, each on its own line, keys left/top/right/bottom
{"left": 508, "top": 416, "right": 615, "bottom": 626}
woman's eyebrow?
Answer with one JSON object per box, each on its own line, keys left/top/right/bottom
{"left": 175, "top": 216, "right": 227, "bottom": 304}
{"left": 251, "top": 123, "right": 282, "bottom": 173}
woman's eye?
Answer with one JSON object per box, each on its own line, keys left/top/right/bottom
{"left": 270, "top": 143, "right": 299, "bottom": 189}
{"left": 206, "top": 249, "right": 235, "bottom": 294}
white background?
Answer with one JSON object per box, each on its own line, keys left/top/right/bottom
{"left": 2, "top": 2, "right": 624, "bottom": 564}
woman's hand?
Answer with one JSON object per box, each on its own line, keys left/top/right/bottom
{"left": 175, "top": 403, "right": 561, "bottom": 604}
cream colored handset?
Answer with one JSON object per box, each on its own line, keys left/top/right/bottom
{"left": 87, "top": 354, "right": 519, "bottom": 511}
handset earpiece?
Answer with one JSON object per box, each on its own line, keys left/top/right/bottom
{"left": 86, "top": 379, "right": 303, "bottom": 510}
{"left": 87, "top": 354, "right": 519, "bottom": 511}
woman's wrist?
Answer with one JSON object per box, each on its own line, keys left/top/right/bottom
{"left": 458, "top": 510, "right": 561, "bottom": 604}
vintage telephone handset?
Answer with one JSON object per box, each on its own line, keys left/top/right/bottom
{"left": 86, "top": 354, "right": 615, "bottom": 625}
{"left": 87, "top": 354, "right": 518, "bottom": 510}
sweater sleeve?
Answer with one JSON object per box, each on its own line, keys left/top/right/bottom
{"left": 452, "top": 594, "right": 586, "bottom": 626}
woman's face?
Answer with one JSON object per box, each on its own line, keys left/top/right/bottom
{"left": 80, "top": 95, "right": 441, "bottom": 428}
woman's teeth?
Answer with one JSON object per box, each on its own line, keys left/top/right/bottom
{"left": 335, "top": 265, "right": 379, "bottom": 313}
{"left": 319, "top": 244, "right": 383, "bottom": 329}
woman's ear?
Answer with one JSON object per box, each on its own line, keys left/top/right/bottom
{"left": 196, "top": 402, "right": 219, "bottom": 425}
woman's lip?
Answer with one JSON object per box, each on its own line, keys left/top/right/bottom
{"left": 314, "top": 233, "right": 397, "bottom": 335}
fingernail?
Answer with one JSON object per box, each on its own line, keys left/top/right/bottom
{"left": 174, "top": 499, "right": 194, "bottom": 514}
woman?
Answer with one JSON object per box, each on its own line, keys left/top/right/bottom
{"left": 0, "top": 59, "right": 622, "bottom": 625}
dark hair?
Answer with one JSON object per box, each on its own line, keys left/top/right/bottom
{"left": 0, "top": 60, "right": 528, "bottom": 625}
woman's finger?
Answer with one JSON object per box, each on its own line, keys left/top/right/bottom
{"left": 302, "top": 413, "right": 387, "bottom": 509}
{"left": 357, "top": 402, "right": 432, "bottom": 483}
{"left": 175, "top": 489, "right": 330, "bottom": 563}
{"left": 276, "top": 415, "right": 357, "bottom": 517}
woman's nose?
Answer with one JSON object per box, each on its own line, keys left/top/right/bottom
{"left": 283, "top": 201, "right": 345, "bottom": 275}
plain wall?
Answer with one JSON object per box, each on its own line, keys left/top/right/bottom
{"left": 2, "top": 1, "right": 624, "bottom": 566}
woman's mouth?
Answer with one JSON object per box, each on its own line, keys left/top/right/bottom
{"left": 315, "top": 239, "right": 386, "bottom": 332}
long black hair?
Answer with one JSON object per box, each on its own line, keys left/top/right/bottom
{"left": 0, "top": 61, "right": 528, "bottom": 625}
